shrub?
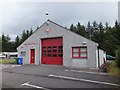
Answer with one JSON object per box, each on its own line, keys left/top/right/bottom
{"left": 115, "top": 45, "right": 120, "bottom": 68}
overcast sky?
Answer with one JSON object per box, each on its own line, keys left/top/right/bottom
{"left": 0, "top": 0, "right": 119, "bottom": 41}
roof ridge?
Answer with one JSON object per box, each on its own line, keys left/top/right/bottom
{"left": 47, "top": 19, "right": 68, "bottom": 30}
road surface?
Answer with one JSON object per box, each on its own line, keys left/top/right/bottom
{"left": 2, "top": 64, "right": 120, "bottom": 89}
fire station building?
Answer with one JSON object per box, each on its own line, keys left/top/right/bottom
{"left": 17, "top": 19, "right": 106, "bottom": 68}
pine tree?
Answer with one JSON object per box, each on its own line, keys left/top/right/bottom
{"left": 76, "top": 22, "right": 86, "bottom": 37}
{"left": 2, "top": 34, "right": 11, "bottom": 52}
{"left": 21, "top": 30, "right": 27, "bottom": 43}
{"left": 26, "top": 30, "right": 30, "bottom": 38}
{"left": 30, "top": 28, "right": 33, "bottom": 36}
{"left": 86, "top": 21, "right": 92, "bottom": 39}
{"left": 15, "top": 36, "right": 21, "bottom": 49}
{"left": 69, "top": 24, "right": 76, "bottom": 33}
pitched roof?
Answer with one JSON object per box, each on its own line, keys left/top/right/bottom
{"left": 47, "top": 19, "right": 98, "bottom": 45}
{"left": 17, "top": 19, "right": 98, "bottom": 49}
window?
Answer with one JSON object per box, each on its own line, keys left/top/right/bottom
{"left": 58, "top": 50, "right": 63, "bottom": 52}
{"left": 80, "top": 47, "right": 87, "bottom": 58}
{"left": 48, "top": 54, "right": 51, "bottom": 57}
{"left": 48, "top": 47, "right": 52, "bottom": 52}
{"left": 53, "top": 46, "right": 57, "bottom": 52}
{"left": 58, "top": 54, "right": 63, "bottom": 57}
{"left": 72, "top": 47, "right": 87, "bottom": 58}
{"left": 72, "top": 48, "right": 79, "bottom": 57}
{"left": 53, "top": 54, "right": 57, "bottom": 57}
{"left": 43, "top": 54, "right": 46, "bottom": 57}
{"left": 43, "top": 47, "right": 46, "bottom": 52}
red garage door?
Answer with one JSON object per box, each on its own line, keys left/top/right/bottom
{"left": 41, "top": 37, "right": 63, "bottom": 65}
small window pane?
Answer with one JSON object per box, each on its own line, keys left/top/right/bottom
{"left": 80, "top": 53, "right": 87, "bottom": 57}
{"left": 80, "top": 47, "right": 87, "bottom": 52}
{"left": 43, "top": 50, "right": 46, "bottom": 52}
{"left": 48, "top": 46, "right": 52, "bottom": 52}
{"left": 58, "top": 54, "right": 63, "bottom": 57}
{"left": 48, "top": 50, "right": 51, "bottom": 52}
{"left": 53, "top": 50, "right": 57, "bottom": 52}
{"left": 48, "top": 54, "right": 51, "bottom": 57}
{"left": 58, "top": 50, "right": 63, "bottom": 52}
{"left": 73, "top": 52, "right": 79, "bottom": 57}
{"left": 43, "top": 54, "right": 46, "bottom": 57}
{"left": 73, "top": 48, "right": 79, "bottom": 52}
{"left": 53, "top": 54, "right": 57, "bottom": 57}
{"left": 43, "top": 47, "right": 46, "bottom": 52}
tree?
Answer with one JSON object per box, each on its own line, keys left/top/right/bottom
{"left": 2, "top": 20, "right": 120, "bottom": 57}
{"left": 30, "top": 28, "right": 33, "bottom": 36}
{"left": 76, "top": 22, "right": 86, "bottom": 37}
{"left": 2, "top": 34, "right": 11, "bottom": 52}
{"left": 98, "top": 22, "right": 104, "bottom": 33}
{"left": 86, "top": 21, "right": 93, "bottom": 39}
{"left": 14, "top": 36, "right": 21, "bottom": 50}
{"left": 103, "top": 31, "right": 118, "bottom": 56}
{"left": 105, "top": 22, "right": 109, "bottom": 29}
{"left": 26, "top": 30, "right": 30, "bottom": 38}
{"left": 69, "top": 24, "right": 76, "bottom": 33}
{"left": 115, "top": 20, "right": 119, "bottom": 28}
{"left": 92, "top": 21, "right": 98, "bottom": 33}
{"left": 9, "top": 41, "right": 16, "bottom": 52}
{"left": 113, "top": 21, "right": 120, "bottom": 44}
{"left": 21, "top": 30, "right": 27, "bottom": 43}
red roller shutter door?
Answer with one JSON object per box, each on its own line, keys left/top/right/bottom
{"left": 41, "top": 37, "right": 63, "bottom": 65}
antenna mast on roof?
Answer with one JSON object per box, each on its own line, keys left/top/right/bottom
{"left": 46, "top": 12, "right": 49, "bottom": 21}
{"left": 45, "top": 12, "right": 50, "bottom": 36}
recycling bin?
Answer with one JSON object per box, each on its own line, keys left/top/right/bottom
{"left": 18, "top": 58, "right": 23, "bottom": 65}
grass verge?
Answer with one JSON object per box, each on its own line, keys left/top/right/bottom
{"left": 0, "top": 59, "right": 17, "bottom": 64}
{"left": 108, "top": 61, "right": 120, "bottom": 78}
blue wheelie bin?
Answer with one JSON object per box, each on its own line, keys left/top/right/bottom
{"left": 18, "top": 58, "right": 23, "bottom": 65}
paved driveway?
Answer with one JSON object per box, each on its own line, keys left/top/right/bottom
{"left": 2, "top": 64, "right": 120, "bottom": 89}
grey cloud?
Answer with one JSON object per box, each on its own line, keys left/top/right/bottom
{"left": 2, "top": 2, "right": 118, "bottom": 40}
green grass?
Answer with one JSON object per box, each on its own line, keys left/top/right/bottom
{"left": 108, "top": 61, "right": 120, "bottom": 78}
{"left": 0, "top": 59, "right": 17, "bottom": 64}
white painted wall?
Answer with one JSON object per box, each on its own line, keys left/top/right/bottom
{"left": 72, "top": 59, "right": 87, "bottom": 68}
{"left": 17, "top": 20, "right": 98, "bottom": 68}
{"left": 96, "top": 49, "right": 106, "bottom": 67}
{"left": 96, "top": 49, "right": 98, "bottom": 68}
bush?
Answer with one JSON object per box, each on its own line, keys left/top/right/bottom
{"left": 108, "top": 61, "right": 120, "bottom": 78}
{"left": 0, "top": 59, "right": 17, "bottom": 64}
{"left": 115, "top": 45, "right": 120, "bottom": 68}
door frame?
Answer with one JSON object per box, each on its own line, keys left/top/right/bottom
{"left": 30, "top": 49, "right": 35, "bottom": 64}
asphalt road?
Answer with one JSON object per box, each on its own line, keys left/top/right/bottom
{"left": 2, "top": 64, "right": 120, "bottom": 89}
